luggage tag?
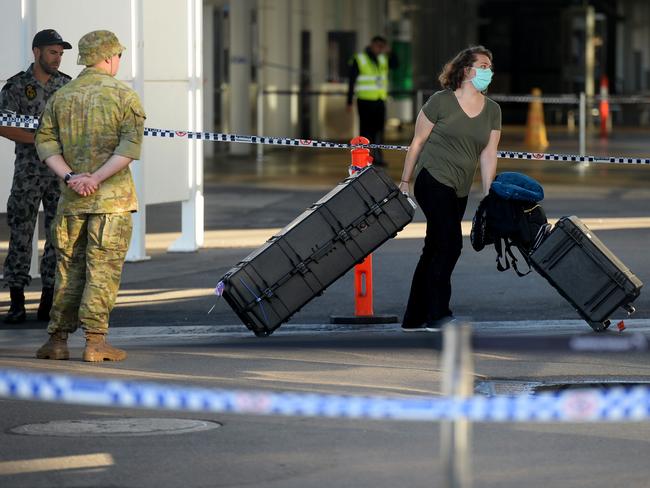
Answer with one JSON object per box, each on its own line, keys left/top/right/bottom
{"left": 208, "top": 280, "right": 226, "bottom": 314}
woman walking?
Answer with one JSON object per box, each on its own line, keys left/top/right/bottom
{"left": 400, "top": 46, "right": 502, "bottom": 331}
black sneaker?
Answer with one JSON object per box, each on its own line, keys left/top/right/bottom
{"left": 401, "top": 323, "right": 427, "bottom": 332}
{"left": 424, "top": 316, "right": 456, "bottom": 332}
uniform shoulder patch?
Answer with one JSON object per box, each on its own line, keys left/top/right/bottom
{"left": 6, "top": 71, "right": 26, "bottom": 83}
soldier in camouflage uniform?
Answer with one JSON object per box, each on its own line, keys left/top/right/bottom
{"left": 0, "top": 29, "right": 72, "bottom": 324}
{"left": 34, "top": 30, "right": 145, "bottom": 362}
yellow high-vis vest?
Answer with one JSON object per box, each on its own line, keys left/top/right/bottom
{"left": 354, "top": 52, "right": 388, "bottom": 101}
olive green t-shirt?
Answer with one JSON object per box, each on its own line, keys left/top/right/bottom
{"left": 416, "top": 89, "right": 501, "bottom": 197}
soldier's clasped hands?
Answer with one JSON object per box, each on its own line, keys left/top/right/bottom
{"left": 68, "top": 173, "right": 99, "bottom": 197}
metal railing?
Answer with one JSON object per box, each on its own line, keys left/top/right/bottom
{"left": 253, "top": 88, "right": 650, "bottom": 160}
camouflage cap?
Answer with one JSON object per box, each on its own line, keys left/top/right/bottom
{"left": 77, "top": 30, "right": 125, "bottom": 66}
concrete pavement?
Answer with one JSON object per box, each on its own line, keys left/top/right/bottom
{"left": 1, "top": 319, "right": 650, "bottom": 488}
{"left": 0, "top": 128, "right": 649, "bottom": 487}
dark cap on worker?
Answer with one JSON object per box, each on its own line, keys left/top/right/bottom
{"left": 32, "top": 29, "right": 72, "bottom": 50}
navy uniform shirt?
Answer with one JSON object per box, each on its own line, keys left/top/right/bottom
{"left": 0, "top": 63, "right": 71, "bottom": 175}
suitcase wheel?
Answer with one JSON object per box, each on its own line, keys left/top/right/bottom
{"left": 623, "top": 303, "right": 636, "bottom": 316}
{"left": 254, "top": 329, "right": 271, "bottom": 338}
{"left": 589, "top": 319, "right": 611, "bottom": 332}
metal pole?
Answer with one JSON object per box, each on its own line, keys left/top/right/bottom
{"left": 257, "top": 67, "right": 264, "bottom": 164}
{"left": 440, "top": 323, "right": 474, "bottom": 488}
{"left": 579, "top": 92, "right": 586, "bottom": 156}
{"left": 584, "top": 7, "right": 596, "bottom": 104}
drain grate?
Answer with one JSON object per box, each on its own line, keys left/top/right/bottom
{"left": 534, "top": 380, "right": 650, "bottom": 393}
{"left": 475, "top": 379, "right": 650, "bottom": 397}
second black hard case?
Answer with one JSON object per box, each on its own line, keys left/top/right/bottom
{"left": 529, "top": 215, "right": 643, "bottom": 331}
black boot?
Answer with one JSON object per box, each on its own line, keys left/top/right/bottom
{"left": 4, "top": 287, "right": 26, "bottom": 324}
{"left": 37, "top": 287, "right": 54, "bottom": 322}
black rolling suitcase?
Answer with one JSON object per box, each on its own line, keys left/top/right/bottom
{"left": 219, "top": 166, "right": 416, "bottom": 336}
{"left": 530, "top": 216, "right": 643, "bottom": 331}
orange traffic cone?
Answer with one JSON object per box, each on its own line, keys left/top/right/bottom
{"left": 524, "top": 87, "right": 549, "bottom": 151}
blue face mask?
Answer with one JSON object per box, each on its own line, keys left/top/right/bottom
{"left": 470, "top": 67, "right": 493, "bottom": 92}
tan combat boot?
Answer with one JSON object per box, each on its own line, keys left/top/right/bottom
{"left": 83, "top": 332, "right": 127, "bottom": 362}
{"left": 36, "top": 331, "right": 69, "bottom": 360}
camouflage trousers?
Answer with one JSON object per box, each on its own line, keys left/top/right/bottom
{"left": 3, "top": 171, "right": 60, "bottom": 288}
{"left": 48, "top": 212, "right": 132, "bottom": 335}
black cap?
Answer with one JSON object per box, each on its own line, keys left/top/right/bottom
{"left": 32, "top": 29, "right": 72, "bottom": 50}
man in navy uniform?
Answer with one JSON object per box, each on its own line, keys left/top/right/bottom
{"left": 0, "top": 29, "right": 72, "bottom": 323}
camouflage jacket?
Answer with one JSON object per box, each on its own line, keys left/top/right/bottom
{"left": 0, "top": 64, "right": 70, "bottom": 175}
{"left": 35, "top": 67, "right": 146, "bottom": 215}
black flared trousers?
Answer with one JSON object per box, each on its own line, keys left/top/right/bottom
{"left": 402, "top": 169, "right": 468, "bottom": 326}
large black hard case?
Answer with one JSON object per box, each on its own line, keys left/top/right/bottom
{"left": 530, "top": 215, "right": 643, "bottom": 331}
{"left": 220, "top": 166, "right": 416, "bottom": 336}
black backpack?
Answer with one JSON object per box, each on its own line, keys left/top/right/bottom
{"left": 471, "top": 172, "right": 551, "bottom": 276}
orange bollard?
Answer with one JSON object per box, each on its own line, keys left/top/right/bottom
{"left": 599, "top": 75, "right": 610, "bottom": 139}
{"left": 329, "top": 137, "right": 398, "bottom": 325}
{"left": 349, "top": 135, "right": 373, "bottom": 171}
{"left": 349, "top": 136, "right": 374, "bottom": 317}
{"left": 354, "top": 254, "right": 373, "bottom": 316}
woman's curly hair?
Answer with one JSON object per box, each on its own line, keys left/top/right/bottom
{"left": 438, "top": 46, "right": 493, "bottom": 90}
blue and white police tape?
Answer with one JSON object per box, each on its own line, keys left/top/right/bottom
{"left": 2, "top": 113, "right": 650, "bottom": 166}
{"left": 2, "top": 369, "right": 650, "bottom": 423}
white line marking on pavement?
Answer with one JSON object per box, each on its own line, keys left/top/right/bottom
{"left": 0, "top": 453, "right": 114, "bottom": 475}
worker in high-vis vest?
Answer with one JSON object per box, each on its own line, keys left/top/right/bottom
{"left": 347, "top": 35, "right": 397, "bottom": 167}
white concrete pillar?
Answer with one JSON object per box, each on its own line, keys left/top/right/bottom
{"left": 308, "top": 0, "right": 327, "bottom": 139}
{"left": 260, "top": 0, "right": 292, "bottom": 138}
{"left": 357, "top": 0, "right": 373, "bottom": 51}
{"left": 126, "top": 0, "right": 149, "bottom": 262}
{"left": 169, "top": 0, "right": 205, "bottom": 252}
{"left": 203, "top": 1, "right": 215, "bottom": 159}
{"left": 229, "top": 0, "right": 253, "bottom": 155}
{"left": 22, "top": 0, "right": 37, "bottom": 65}
{"left": 289, "top": 0, "right": 300, "bottom": 133}
{"left": 22, "top": 0, "right": 40, "bottom": 278}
